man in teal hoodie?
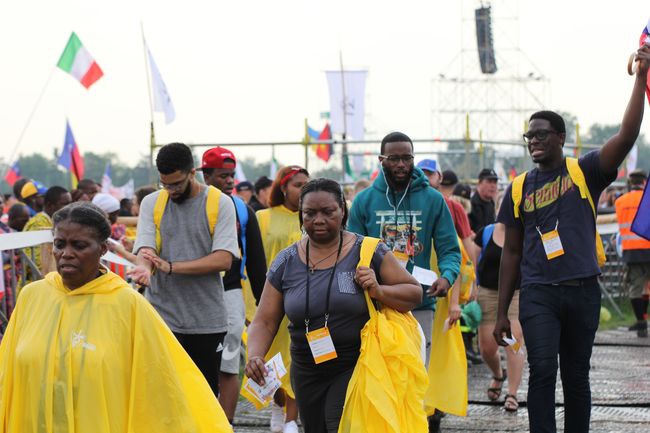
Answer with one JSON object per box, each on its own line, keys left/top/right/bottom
{"left": 348, "top": 131, "right": 461, "bottom": 366}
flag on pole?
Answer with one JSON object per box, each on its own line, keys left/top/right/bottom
{"left": 58, "top": 121, "right": 85, "bottom": 187}
{"left": 57, "top": 32, "right": 104, "bottom": 89}
{"left": 326, "top": 70, "right": 367, "bottom": 140}
{"left": 306, "top": 123, "right": 333, "bottom": 162}
{"left": 639, "top": 18, "right": 650, "bottom": 103}
{"left": 146, "top": 45, "right": 176, "bottom": 124}
{"left": 4, "top": 161, "right": 21, "bottom": 186}
{"left": 102, "top": 162, "right": 113, "bottom": 193}
{"left": 632, "top": 181, "right": 650, "bottom": 240}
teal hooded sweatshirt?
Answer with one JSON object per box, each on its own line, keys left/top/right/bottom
{"left": 348, "top": 166, "right": 461, "bottom": 310}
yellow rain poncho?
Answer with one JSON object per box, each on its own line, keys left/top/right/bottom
{"left": 338, "top": 237, "right": 429, "bottom": 433}
{"left": 251, "top": 205, "right": 303, "bottom": 399}
{"left": 0, "top": 271, "right": 232, "bottom": 433}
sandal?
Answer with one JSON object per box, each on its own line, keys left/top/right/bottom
{"left": 504, "top": 394, "right": 519, "bottom": 412}
{"left": 487, "top": 368, "right": 507, "bottom": 402}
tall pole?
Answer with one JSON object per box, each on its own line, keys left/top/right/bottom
{"left": 303, "top": 118, "right": 309, "bottom": 170}
{"left": 339, "top": 51, "right": 349, "bottom": 181}
{"left": 141, "top": 22, "right": 156, "bottom": 183}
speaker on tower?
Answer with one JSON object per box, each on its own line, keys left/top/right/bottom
{"left": 475, "top": 6, "right": 497, "bottom": 74}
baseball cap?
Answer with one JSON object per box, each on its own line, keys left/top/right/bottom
{"left": 235, "top": 181, "right": 253, "bottom": 193}
{"left": 416, "top": 159, "right": 441, "bottom": 174}
{"left": 200, "top": 147, "right": 236, "bottom": 170}
{"left": 441, "top": 170, "right": 459, "bottom": 186}
{"left": 254, "top": 176, "right": 273, "bottom": 193}
{"left": 628, "top": 169, "right": 648, "bottom": 180}
{"left": 478, "top": 168, "right": 499, "bottom": 181}
{"left": 21, "top": 181, "right": 47, "bottom": 199}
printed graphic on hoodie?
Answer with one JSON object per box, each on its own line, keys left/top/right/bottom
{"left": 376, "top": 210, "right": 424, "bottom": 258}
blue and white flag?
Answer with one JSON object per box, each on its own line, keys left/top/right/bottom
{"left": 632, "top": 181, "right": 650, "bottom": 240}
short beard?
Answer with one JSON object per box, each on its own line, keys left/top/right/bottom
{"left": 170, "top": 180, "right": 193, "bottom": 203}
{"left": 385, "top": 167, "right": 413, "bottom": 191}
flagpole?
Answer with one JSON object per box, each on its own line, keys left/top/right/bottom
{"left": 141, "top": 21, "right": 156, "bottom": 183}
{"left": 2, "top": 67, "right": 56, "bottom": 179}
{"left": 339, "top": 50, "right": 349, "bottom": 181}
{"left": 303, "top": 118, "right": 309, "bottom": 170}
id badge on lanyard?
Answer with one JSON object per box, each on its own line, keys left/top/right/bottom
{"left": 306, "top": 319, "right": 338, "bottom": 364}
{"left": 537, "top": 220, "right": 564, "bottom": 260}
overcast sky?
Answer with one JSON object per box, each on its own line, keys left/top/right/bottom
{"left": 1, "top": 0, "right": 648, "bottom": 171}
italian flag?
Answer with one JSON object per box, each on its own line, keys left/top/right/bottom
{"left": 57, "top": 32, "right": 104, "bottom": 89}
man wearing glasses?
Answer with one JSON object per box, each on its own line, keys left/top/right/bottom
{"left": 348, "top": 131, "right": 461, "bottom": 376}
{"left": 494, "top": 44, "right": 650, "bottom": 433}
{"left": 131, "top": 142, "right": 240, "bottom": 399}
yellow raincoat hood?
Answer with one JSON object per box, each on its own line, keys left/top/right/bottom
{"left": 0, "top": 271, "right": 232, "bottom": 433}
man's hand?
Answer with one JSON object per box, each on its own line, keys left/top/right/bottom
{"left": 493, "top": 316, "right": 512, "bottom": 347}
{"left": 128, "top": 265, "right": 151, "bottom": 286}
{"left": 636, "top": 43, "right": 650, "bottom": 78}
{"left": 427, "top": 277, "right": 450, "bottom": 298}
{"left": 141, "top": 249, "right": 171, "bottom": 274}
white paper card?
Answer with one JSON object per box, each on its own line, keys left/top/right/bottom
{"left": 412, "top": 266, "right": 438, "bottom": 286}
{"left": 243, "top": 352, "right": 287, "bottom": 403}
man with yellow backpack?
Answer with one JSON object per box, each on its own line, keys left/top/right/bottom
{"left": 130, "top": 143, "right": 240, "bottom": 400}
{"left": 494, "top": 44, "right": 650, "bottom": 433}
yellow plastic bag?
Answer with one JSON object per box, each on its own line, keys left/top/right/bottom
{"left": 338, "top": 237, "right": 429, "bottom": 433}
{"left": 424, "top": 290, "right": 468, "bottom": 417}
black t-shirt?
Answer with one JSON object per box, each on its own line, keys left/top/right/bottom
{"left": 474, "top": 225, "right": 502, "bottom": 290}
{"left": 497, "top": 151, "right": 616, "bottom": 287}
{"left": 469, "top": 193, "right": 496, "bottom": 233}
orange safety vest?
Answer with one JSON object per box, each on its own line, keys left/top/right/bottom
{"left": 615, "top": 189, "right": 650, "bottom": 251}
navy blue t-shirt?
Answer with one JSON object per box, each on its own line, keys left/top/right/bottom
{"left": 497, "top": 151, "right": 616, "bottom": 287}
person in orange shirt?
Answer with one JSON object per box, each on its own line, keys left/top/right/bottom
{"left": 615, "top": 169, "right": 650, "bottom": 337}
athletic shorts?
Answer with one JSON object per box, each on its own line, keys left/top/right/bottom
{"left": 626, "top": 263, "right": 650, "bottom": 299}
{"left": 220, "top": 289, "right": 246, "bottom": 374}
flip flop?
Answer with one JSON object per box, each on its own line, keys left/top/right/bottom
{"left": 487, "top": 368, "right": 507, "bottom": 402}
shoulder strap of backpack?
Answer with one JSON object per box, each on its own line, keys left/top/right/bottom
{"left": 232, "top": 195, "right": 249, "bottom": 279}
{"left": 512, "top": 171, "right": 528, "bottom": 219}
{"left": 205, "top": 186, "right": 221, "bottom": 238}
{"left": 153, "top": 190, "right": 169, "bottom": 253}
{"left": 358, "top": 236, "right": 381, "bottom": 317}
{"left": 482, "top": 223, "right": 495, "bottom": 250}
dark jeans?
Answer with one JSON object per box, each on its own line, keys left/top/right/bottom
{"left": 174, "top": 332, "right": 226, "bottom": 398}
{"left": 519, "top": 278, "right": 601, "bottom": 433}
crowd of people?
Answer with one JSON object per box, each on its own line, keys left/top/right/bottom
{"left": 0, "top": 45, "right": 649, "bottom": 433}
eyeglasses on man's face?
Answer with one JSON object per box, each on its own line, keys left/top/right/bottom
{"left": 523, "top": 129, "right": 560, "bottom": 143}
{"left": 379, "top": 154, "right": 415, "bottom": 164}
{"left": 159, "top": 173, "right": 191, "bottom": 191}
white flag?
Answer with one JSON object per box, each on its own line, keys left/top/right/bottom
{"left": 147, "top": 45, "right": 176, "bottom": 124}
{"left": 326, "top": 71, "right": 367, "bottom": 140}
{"left": 626, "top": 144, "right": 638, "bottom": 174}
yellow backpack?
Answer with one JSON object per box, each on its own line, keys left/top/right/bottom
{"left": 337, "top": 237, "right": 429, "bottom": 433}
{"left": 511, "top": 157, "right": 606, "bottom": 267}
{"left": 152, "top": 186, "right": 222, "bottom": 253}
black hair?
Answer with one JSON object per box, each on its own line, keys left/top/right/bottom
{"left": 529, "top": 111, "right": 566, "bottom": 134}
{"left": 269, "top": 166, "right": 309, "bottom": 207}
{"left": 12, "top": 178, "right": 28, "bottom": 200}
{"left": 298, "top": 178, "right": 348, "bottom": 228}
{"left": 156, "top": 142, "right": 194, "bottom": 175}
{"left": 44, "top": 186, "right": 69, "bottom": 206}
{"left": 380, "top": 131, "right": 414, "bottom": 155}
{"left": 135, "top": 186, "right": 157, "bottom": 205}
{"left": 8, "top": 203, "right": 28, "bottom": 219}
{"left": 52, "top": 202, "right": 112, "bottom": 242}
{"left": 255, "top": 176, "right": 273, "bottom": 193}
{"left": 78, "top": 179, "right": 98, "bottom": 192}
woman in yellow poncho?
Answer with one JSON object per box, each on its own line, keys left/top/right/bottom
{"left": 0, "top": 202, "right": 231, "bottom": 433}
{"left": 255, "top": 165, "right": 309, "bottom": 433}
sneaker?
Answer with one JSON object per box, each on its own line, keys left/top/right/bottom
{"left": 270, "top": 403, "right": 285, "bottom": 433}
{"left": 283, "top": 420, "right": 299, "bottom": 433}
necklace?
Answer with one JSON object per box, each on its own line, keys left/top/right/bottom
{"left": 304, "top": 233, "right": 352, "bottom": 273}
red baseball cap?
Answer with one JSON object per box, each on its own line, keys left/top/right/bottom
{"left": 200, "top": 147, "right": 237, "bottom": 169}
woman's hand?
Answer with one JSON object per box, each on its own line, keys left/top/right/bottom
{"left": 355, "top": 266, "right": 383, "bottom": 299}
{"left": 244, "top": 355, "right": 268, "bottom": 386}
{"left": 121, "top": 237, "right": 134, "bottom": 252}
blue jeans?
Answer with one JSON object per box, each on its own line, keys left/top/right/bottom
{"left": 519, "top": 278, "right": 601, "bottom": 433}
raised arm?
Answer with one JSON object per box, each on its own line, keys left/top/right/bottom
{"left": 599, "top": 44, "right": 650, "bottom": 173}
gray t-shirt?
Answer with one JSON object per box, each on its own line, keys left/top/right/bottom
{"left": 267, "top": 234, "right": 389, "bottom": 366}
{"left": 134, "top": 186, "right": 239, "bottom": 334}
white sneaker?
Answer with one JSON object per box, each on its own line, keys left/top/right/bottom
{"left": 283, "top": 420, "right": 299, "bottom": 433}
{"left": 270, "top": 403, "right": 285, "bottom": 433}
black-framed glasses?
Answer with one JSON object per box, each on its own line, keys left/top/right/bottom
{"left": 523, "top": 129, "right": 559, "bottom": 143}
{"left": 159, "top": 173, "right": 191, "bottom": 191}
{"left": 379, "top": 154, "right": 415, "bottom": 163}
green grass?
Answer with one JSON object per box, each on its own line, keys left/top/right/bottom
{"left": 599, "top": 298, "right": 637, "bottom": 330}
